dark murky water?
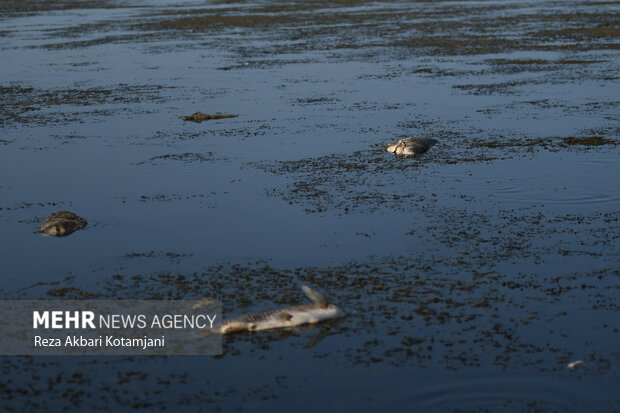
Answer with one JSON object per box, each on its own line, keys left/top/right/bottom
{"left": 1, "top": 0, "right": 619, "bottom": 411}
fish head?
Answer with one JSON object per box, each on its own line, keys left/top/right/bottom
{"left": 385, "top": 143, "right": 399, "bottom": 153}
{"left": 221, "top": 320, "right": 256, "bottom": 334}
{"left": 41, "top": 224, "right": 65, "bottom": 236}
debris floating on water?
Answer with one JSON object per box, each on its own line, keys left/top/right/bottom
{"left": 40, "top": 211, "right": 87, "bottom": 237}
{"left": 181, "top": 112, "right": 238, "bottom": 123}
{"left": 562, "top": 136, "right": 614, "bottom": 146}
{"left": 567, "top": 360, "right": 583, "bottom": 369}
{"left": 385, "top": 137, "right": 437, "bottom": 156}
{"left": 221, "top": 285, "right": 345, "bottom": 334}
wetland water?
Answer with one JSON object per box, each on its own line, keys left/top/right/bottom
{"left": 1, "top": 0, "right": 619, "bottom": 411}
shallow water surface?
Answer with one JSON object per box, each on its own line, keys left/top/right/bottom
{"left": 1, "top": 0, "right": 619, "bottom": 411}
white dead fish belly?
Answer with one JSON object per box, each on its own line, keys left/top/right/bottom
{"left": 385, "top": 137, "right": 437, "bottom": 156}
{"left": 221, "top": 305, "right": 343, "bottom": 334}
{"left": 221, "top": 286, "right": 344, "bottom": 334}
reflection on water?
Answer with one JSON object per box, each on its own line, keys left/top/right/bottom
{"left": 437, "top": 152, "right": 620, "bottom": 208}
{"left": 408, "top": 374, "right": 613, "bottom": 412}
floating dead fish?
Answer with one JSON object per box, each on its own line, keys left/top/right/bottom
{"left": 221, "top": 286, "right": 345, "bottom": 334}
{"left": 567, "top": 360, "right": 583, "bottom": 369}
{"left": 386, "top": 137, "right": 437, "bottom": 156}
{"left": 181, "top": 112, "right": 238, "bottom": 123}
{"left": 40, "top": 211, "right": 87, "bottom": 237}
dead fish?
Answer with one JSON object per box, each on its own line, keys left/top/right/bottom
{"left": 181, "top": 112, "right": 238, "bottom": 123}
{"left": 221, "top": 286, "right": 345, "bottom": 334}
{"left": 385, "top": 137, "right": 437, "bottom": 156}
{"left": 40, "top": 211, "right": 87, "bottom": 237}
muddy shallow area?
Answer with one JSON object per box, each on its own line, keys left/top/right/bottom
{"left": 1, "top": 0, "right": 619, "bottom": 411}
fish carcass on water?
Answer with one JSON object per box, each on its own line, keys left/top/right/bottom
{"left": 221, "top": 286, "right": 345, "bottom": 334}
